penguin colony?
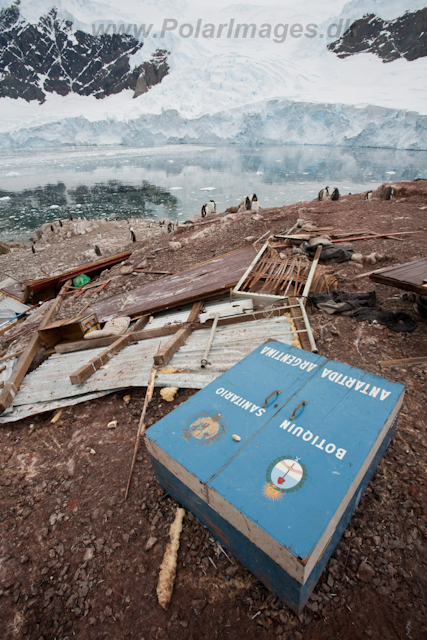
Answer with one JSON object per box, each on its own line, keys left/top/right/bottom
{"left": 159, "top": 180, "right": 396, "bottom": 228}
{"left": 318, "top": 186, "right": 341, "bottom": 201}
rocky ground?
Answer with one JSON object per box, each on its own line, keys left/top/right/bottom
{"left": 0, "top": 181, "right": 426, "bottom": 640}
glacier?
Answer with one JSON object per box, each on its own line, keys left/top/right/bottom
{"left": 0, "top": 98, "right": 426, "bottom": 150}
{"left": 0, "top": 0, "right": 426, "bottom": 150}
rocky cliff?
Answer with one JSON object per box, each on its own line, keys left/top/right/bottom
{"left": 0, "top": 2, "right": 169, "bottom": 102}
{"left": 329, "top": 8, "right": 427, "bottom": 62}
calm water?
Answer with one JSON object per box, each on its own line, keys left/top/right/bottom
{"left": 1, "top": 144, "right": 427, "bottom": 242}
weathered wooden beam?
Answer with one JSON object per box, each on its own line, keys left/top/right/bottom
{"left": 287, "top": 297, "right": 311, "bottom": 352}
{"left": 187, "top": 300, "right": 203, "bottom": 323}
{"left": 379, "top": 356, "right": 427, "bottom": 368}
{"left": 0, "top": 279, "right": 72, "bottom": 414}
{"left": 130, "top": 315, "right": 150, "bottom": 332}
{"left": 70, "top": 335, "right": 132, "bottom": 385}
{"left": 55, "top": 303, "right": 297, "bottom": 355}
{"left": 0, "top": 350, "right": 25, "bottom": 363}
{"left": 133, "top": 269, "right": 175, "bottom": 275}
{"left": 55, "top": 324, "right": 181, "bottom": 354}
{"left": 153, "top": 325, "right": 194, "bottom": 366}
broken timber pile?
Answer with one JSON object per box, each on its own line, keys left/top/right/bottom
{"left": 0, "top": 240, "right": 323, "bottom": 422}
{"left": 1, "top": 251, "right": 132, "bottom": 303}
{"left": 0, "top": 279, "right": 72, "bottom": 413}
{"left": 233, "top": 241, "right": 335, "bottom": 301}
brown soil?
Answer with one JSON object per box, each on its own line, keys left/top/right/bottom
{"left": 0, "top": 182, "right": 426, "bottom": 640}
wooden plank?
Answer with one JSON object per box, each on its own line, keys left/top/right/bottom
{"left": 55, "top": 324, "right": 182, "bottom": 354}
{"left": 0, "top": 279, "right": 72, "bottom": 413}
{"left": 0, "top": 318, "right": 25, "bottom": 337}
{"left": 187, "top": 300, "right": 204, "bottom": 323}
{"left": 379, "top": 356, "right": 427, "bottom": 368}
{"left": 153, "top": 325, "right": 194, "bottom": 366}
{"left": 70, "top": 335, "right": 132, "bottom": 385}
{"left": 24, "top": 251, "right": 132, "bottom": 302}
{"left": 87, "top": 247, "right": 256, "bottom": 323}
{"left": 130, "top": 315, "right": 150, "bottom": 332}
{"left": 56, "top": 335, "right": 121, "bottom": 353}
{"left": 55, "top": 306, "right": 298, "bottom": 355}
{"left": 288, "top": 296, "right": 311, "bottom": 352}
{"left": 134, "top": 269, "right": 175, "bottom": 275}
{"left": 370, "top": 274, "right": 427, "bottom": 297}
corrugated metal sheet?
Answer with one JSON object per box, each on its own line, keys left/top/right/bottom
{"left": 146, "top": 304, "right": 194, "bottom": 329}
{"left": 0, "top": 357, "right": 17, "bottom": 385}
{"left": 0, "top": 390, "right": 116, "bottom": 423}
{"left": 9, "top": 337, "right": 163, "bottom": 406}
{"left": 145, "top": 297, "right": 254, "bottom": 330}
{"left": 0, "top": 295, "right": 30, "bottom": 322}
{"left": 0, "top": 315, "right": 295, "bottom": 422}
{"left": 166, "top": 316, "right": 295, "bottom": 373}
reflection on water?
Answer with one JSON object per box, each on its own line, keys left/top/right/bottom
{"left": 1, "top": 144, "right": 427, "bottom": 241}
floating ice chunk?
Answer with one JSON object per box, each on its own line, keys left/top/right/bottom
{"left": 49, "top": 205, "right": 60, "bottom": 209}
{"left": 199, "top": 187, "right": 216, "bottom": 191}
{"left": 0, "top": 196, "right": 11, "bottom": 201}
{"left": 386, "top": 171, "right": 396, "bottom": 174}
{"left": 169, "top": 187, "right": 183, "bottom": 190}
{"left": 5, "top": 172, "right": 20, "bottom": 177}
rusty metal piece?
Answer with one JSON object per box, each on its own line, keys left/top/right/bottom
{"left": 263, "top": 389, "right": 282, "bottom": 408}
{"left": 289, "top": 400, "right": 307, "bottom": 420}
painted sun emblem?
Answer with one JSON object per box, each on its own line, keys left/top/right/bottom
{"left": 263, "top": 456, "right": 307, "bottom": 501}
{"left": 181, "top": 411, "right": 227, "bottom": 446}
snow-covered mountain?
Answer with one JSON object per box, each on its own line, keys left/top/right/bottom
{"left": 0, "top": 0, "right": 426, "bottom": 149}
{"left": 0, "top": 2, "right": 169, "bottom": 102}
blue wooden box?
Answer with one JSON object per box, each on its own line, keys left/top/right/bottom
{"left": 145, "top": 341, "right": 404, "bottom": 613}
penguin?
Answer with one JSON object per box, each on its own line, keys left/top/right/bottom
{"left": 331, "top": 188, "right": 340, "bottom": 201}
{"left": 208, "top": 199, "right": 216, "bottom": 214}
{"left": 201, "top": 204, "right": 207, "bottom": 218}
{"left": 167, "top": 222, "right": 174, "bottom": 233}
{"left": 383, "top": 186, "right": 393, "bottom": 200}
{"left": 69, "top": 213, "right": 74, "bottom": 221}
{"left": 130, "top": 227, "right": 136, "bottom": 242}
{"left": 245, "top": 196, "right": 252, "bottom": 211}
{"left": 364, "top": 190, "right": 373, "bottom": 201}
{"left": 318, "top": 186, "right": 329, "bottom": 201}
{"left": 50, "top": 224, "right": 54, "bottom": 232}
{"left": 94, "top": 244, "right": 102, "bottom": 256}
{"left": 31, "top": 244, "right": 36, "bottom": 254}
{"left": 250, "top": 193, "right": 260, "bottom": 212}
{"left": 58, "top": 219, "right": 63, "bottom": 227}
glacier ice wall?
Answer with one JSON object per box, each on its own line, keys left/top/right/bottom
{"left": 0, "top": 98, "right": 426, "bottom": 150}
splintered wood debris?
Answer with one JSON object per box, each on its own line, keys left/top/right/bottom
{"left": 233, "top": 241, "right": 336, "bottom": 301}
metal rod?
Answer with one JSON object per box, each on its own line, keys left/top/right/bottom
{"left": 298, "top": 298, "right": 318, "bottom": 352}
{"left": 0, "top": 301, "right": 42, "bottom": 329}
{"left": 201, "top": 313, "right": 220, "bottom": 368}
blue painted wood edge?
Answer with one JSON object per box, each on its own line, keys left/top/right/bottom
{"left": 149, "top": 412, "right": 399, "bottom": 615}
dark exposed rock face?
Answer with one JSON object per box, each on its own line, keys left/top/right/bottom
{"left": 328, "top": 8, "right": 427, "bottom": 63}
{"left": 0, "top": 2, "right": 169, "bottom": 102}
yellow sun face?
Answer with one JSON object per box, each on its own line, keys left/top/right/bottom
{"left": 262, "top": 482, "right": 283, "bottom": 502}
